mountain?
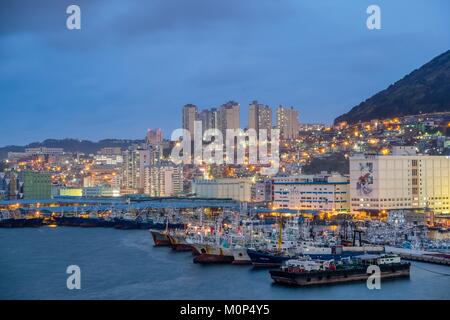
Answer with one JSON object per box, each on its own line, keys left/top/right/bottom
{"left": 0, "top": 138, "right": 144, "bottom": 160}
{"left": 334, "top": 50, "right": 450, "bottom": 125}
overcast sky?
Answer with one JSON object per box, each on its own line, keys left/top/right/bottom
{"left": 1, "top": 0, "right": 449, "bottom": 146}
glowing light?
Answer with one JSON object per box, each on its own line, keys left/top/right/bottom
{"left": 380, "top": 148, "right": 390, "bottom": 155}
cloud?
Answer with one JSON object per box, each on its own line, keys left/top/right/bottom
{"left": 0, "top": 0, "right": 296, "bottom": 37}
{"left": 0, "top": 0, "right": 449, "bottom": 145}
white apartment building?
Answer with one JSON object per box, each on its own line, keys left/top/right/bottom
{"left": 217, "top": 101, "right": 240, "bottom": 136}
{"left": 276, "top": 106, "right": 299, "bottom": 140}
{"left": 273, "top": 173, "right": 350, "bottom": 211}
{"left": 248, "top": 101, "right": 272, "bottom": 136}
{"left": 192, "top": 178, "right": 253, "bottom": 202}
{"left": 121, "top": 147, "right": 151, "bottom": 192}
{"left": 350, "top": 152, "right": 450, "bottom": 214}
{"left": 144, "top": 162, "right": 183, "bottom": 197}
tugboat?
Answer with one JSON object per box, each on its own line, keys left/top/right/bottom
{"left": 270, "top": 254, "right": 410, "bottom": 286}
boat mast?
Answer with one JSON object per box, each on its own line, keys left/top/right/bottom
{"left": 277, "top": 213, "right": 283, "bottom": 252}
{"left": 200, "top": 208, "right": 203, "bottom": 243}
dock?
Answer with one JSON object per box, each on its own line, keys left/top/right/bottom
{"left": 385, "top": 246, "right": 450, "bottom": 266}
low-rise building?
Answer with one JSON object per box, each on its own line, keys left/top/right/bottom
{"left": 272, "top": 173, "right": 350, "bottom": 211}
{"left": 192, "top": 178, "right": 253, "bottom": 202}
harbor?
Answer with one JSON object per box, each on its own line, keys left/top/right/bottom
{"left": 1, "top": 196, "right": 449, "bottom": 296}
{"left": 1, "top": 226, "right": 449, "bottom": 300}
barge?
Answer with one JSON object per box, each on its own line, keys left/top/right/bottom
{"left": 270, "top": 254, "right": 410, "bottom": 287}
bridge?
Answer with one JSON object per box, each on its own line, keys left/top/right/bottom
{"left": 0, "top": 196, "right": 242, "bottom": 215}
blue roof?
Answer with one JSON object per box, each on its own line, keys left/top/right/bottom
{"left": 0, "top": 197, "right": 240, "bottom": 213}
{"left": 255, "top": 208, "right": 320, "bottom": 215}
{"left": 273, "top": 181, "right": 349, "bottom": 185}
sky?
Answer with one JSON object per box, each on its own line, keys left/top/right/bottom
{"left": 0, "top": 0, "right": 449, "bottom": 146}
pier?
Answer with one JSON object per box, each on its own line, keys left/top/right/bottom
{"left": 385, "top": 246, "right": 450, "bottom": 266}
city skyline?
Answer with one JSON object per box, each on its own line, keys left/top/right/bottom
{"left": 2, "top": 0, "right": 450, "bottom": 305}
{"left": 1, "top": 0, "right": 449, "bottom": 146}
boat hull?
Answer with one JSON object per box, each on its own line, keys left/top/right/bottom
{"left": 168, "top": 234, "right": 193, "bottom": 252}
{"left": 0, "top": 218, "right": 43, "bottom": 228}
{"left": 247, "top": 249, "right": 293, "bottom": 268}
{"left": 232, "top": 248, "right": 252, "bottom": 265}
{"left": 193, "top": 254, "right": 235, "bottom": 264}
{"left": 115, "top": 219, "right": 185, "bottom": 230}
{"left": 150, "top": 230, "right": 171, "bottom": 246}
{"left": 270, "top": 263, "right": 410, "bottom": 286}
{"left": 192, "top": 244, "right": 234, "bottom": 264}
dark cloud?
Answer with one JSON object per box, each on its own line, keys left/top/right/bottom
{"left": 0, "top": 0, "right": 449, "bottom": 145}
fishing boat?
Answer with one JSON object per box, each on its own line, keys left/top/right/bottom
{"left": 247, "top": 249, "right": 295, "bottom": 268}
{"left": 248, "top": 243, "right": 385, "bottom": 267}
{"left": 150, "top": 229, "right": 171, "bottom": 246}
{"left": 191, "top": 243, "right": 234, "bottom": 264}
{"left": 231, "top": 247, "right": 252, "bottom": 265}
{"left": 167, "top": 233, "right": 194, "bottom": 252}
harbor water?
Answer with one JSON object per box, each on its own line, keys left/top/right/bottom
{"left": 1, "top": 227, "right": 449, "bottom": 300}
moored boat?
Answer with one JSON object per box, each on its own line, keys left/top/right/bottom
{"left": 247, "top": 249, "right": 294, "bottom": 268}
{"left": 270, "top": 254, "right": 410, "bottom": 287}
{"left": 150, "top": 229, "right": 171, "bottom": 246}
{"left": 247, "top": 244, "right": 385, "bottom": 268}
{"left": 167, "top": 233, "right": 193, "bottom": 252}
{"left": 192, "top": 244, "right": 234, "bottom": 264}
{"left": 299, "top": 244, "right": 385, "bottom": 260}
{"left": 231, "top": 248, "right": 252, "bottom": 265}
{"left": 0, "top": 217, "right": 44, "bottom": 228}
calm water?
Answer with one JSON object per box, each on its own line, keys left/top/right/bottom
{"left": 1, "top": 227, "right": 449, "bottom": 300}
